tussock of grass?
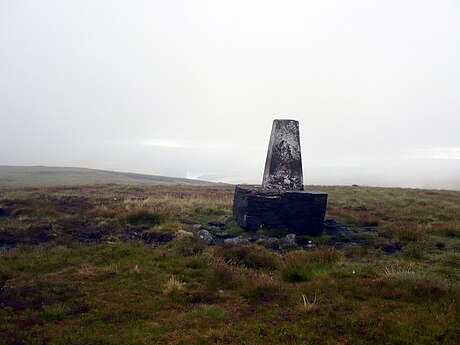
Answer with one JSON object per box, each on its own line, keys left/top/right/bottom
{"left": 163, "top": 275, "right": 185, "bottom": 296}
{"left": 41, "top": 303, "right": 70, "bottom": 321}
{"left": 280, "top": 248, "right": 344, "bottom": 282}
{"left": 151, "top": 220, "right": 184, "bottom": 233}
{"left": 299, "top": 292, "right": 321, "bottom": 311}
{"left": 390, "top": 222, "right": 427, "bottom": 241}
{"left": 205, "top": 256, "right": 248, "bottom": 289}
{"left": 217, "top": 245, "right": 281, "bottom": 270}
{"left": 241, "top": 274, "right": 286, "bottom": 303}
{"left": 169, "top": 236, "right": 206, "bottom": 256}
{"left": 87, "top": 204, "right": 117, "bottom": 218}
{"left": 125, "top": 209, "right": 161, "bottom": 226}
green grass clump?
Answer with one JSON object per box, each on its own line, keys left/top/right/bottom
{"left": 169, "top": 236, "right": 206, "bottom": 256}
{"left": 241, "top": 275, "right": 287, "bottom": 303}
{"left": 188, "top": 304, "right": 227, "bottom": 321}
{"left": 41, "top": 303, "right": 71, "bottom": 321}
{"left": 217, "top": 245, "right": 281, "bottom": 270}
{"left": 280, "top": 248, "right": 344, "bottom": 282}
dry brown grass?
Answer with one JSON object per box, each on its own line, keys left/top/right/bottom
{"left": 163, "top": 275, "right": 185, "bottom": 295}
{"left": 390, "top": 222, "right": 428, "bottom": 241}
{"left": 76, "top": 264, "right": 120, "bottom": 278}
{"left": 123, "top": 194, "right": 233, "bottom": 219}
{"left": 300, "top": 292, "right": 321, "bottom": 311}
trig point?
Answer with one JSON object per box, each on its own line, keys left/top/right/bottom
{"left": 233, "top": 119, "right": 328, "bottom": 235}
{"left": 262, "top": 120, "right": 304, "bottom": 190}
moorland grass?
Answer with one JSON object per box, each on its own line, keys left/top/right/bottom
{"left": 0, "top": 184, "right": 459, "bottom": 344}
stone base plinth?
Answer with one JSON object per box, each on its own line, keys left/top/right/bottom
{"left": 233, "top": 185, "right": 328, "bottom": 235}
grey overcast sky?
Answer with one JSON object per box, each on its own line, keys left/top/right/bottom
{"left": 1, "top": 0, "right": 459, "bottom": 189}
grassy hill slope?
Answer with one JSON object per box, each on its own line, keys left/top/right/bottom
{"left": 0, "top": 166, "right": 214, "bottom": 186}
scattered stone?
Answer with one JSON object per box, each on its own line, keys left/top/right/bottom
{"left": 175, "top": 230, "right": 194, "bottom": 239}
{"left": 207, "top": 226, "right": 224, "bottom": 232}
{"left": 255, "top": 236, "right": 280, "bottom": 249}
{"left": 279, "top": 234, "right": 297, "bottom": 248}
{"left": 192, "top": 224, "right": 202, "bottom": 230}
{"left": 213, "top": 232, "right": 233, "bottom": 239}
{"left": 224, "top": 236, "right": 250, "bottom": 246}
{"left": 323, "top": 217, "right": 355, "bottom": 243}
{"left": 198, "top": 229, "right": 214, "bottom": 244}
{"left": 208, "top": 217, "right": 228, "bottom": 228}
{"left": 322, "top": 217, "right": 380, "bottom": 249}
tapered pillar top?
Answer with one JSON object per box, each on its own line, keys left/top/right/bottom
{"left": 262, "top": 119, "right": 304, "bottom": 190}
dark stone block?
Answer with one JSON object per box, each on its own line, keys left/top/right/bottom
{"left": 233, "top": 185, "right": 328, "bottom": 235}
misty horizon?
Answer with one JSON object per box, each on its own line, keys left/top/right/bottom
{"left": 1, "top": 1, "right": 459, "bottom": 190}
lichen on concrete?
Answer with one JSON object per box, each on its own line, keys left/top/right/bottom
{"left": 262, "top": 119, "right": 303, "bottom": 190}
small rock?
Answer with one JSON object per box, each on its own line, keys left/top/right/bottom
{"left": 198, "top": 229, "right": 214, "bottom": 244}
{"left": 192, "top": 224, "right": 202, "bottom": 230}
{"left": 214, "top": 232, "right": 233, "bottom": 239}
{"left": 224, "top": 236, "right": 250, "bottom": 246}
{"left": 280, "top": 234, "right": 297, "bottom": 248}
{"left": 208, "top": 217, "right": 228, "bottom": 228}
{"left": 255, "top": 236, "right": 280, "bottom": 249}
{"left": 176, "top": 230, "right": 194, "bottom": 239}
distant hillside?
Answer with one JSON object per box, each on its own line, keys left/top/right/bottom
{"left": 0, "top": 166, "right": 216, "bottom": 186}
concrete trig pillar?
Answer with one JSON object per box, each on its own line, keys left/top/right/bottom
{"left": 232, "top": 118, "right": 328, "bottom": 235}
{"left": 262, "top": 119, "right": 304, "bottom": 190}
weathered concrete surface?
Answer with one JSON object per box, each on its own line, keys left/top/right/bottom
{"left": 233, "top": 185, "right": 328, "bottom": 235}
{"left": 262, "top": 119, "right": 303, "bottom": 190}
